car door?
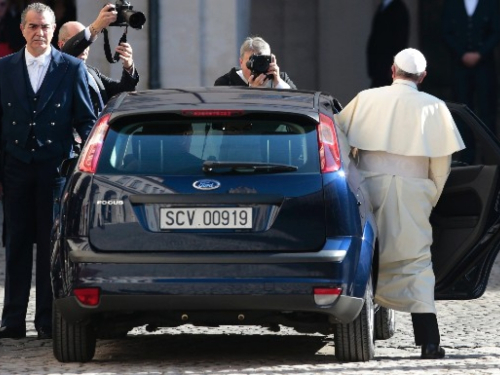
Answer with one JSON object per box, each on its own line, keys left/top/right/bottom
{"left": 432, "top": 102, "right": 500, "bottom": 300}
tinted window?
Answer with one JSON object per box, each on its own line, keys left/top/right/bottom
{"left": 97, "top": 117, "right": 320, "bottom": 175}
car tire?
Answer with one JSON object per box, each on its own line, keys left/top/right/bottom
{"left": 53, "top": 301, "right": 96, "bottom": 363}
{"left": 334, "top": 278, "right": 375, "bottom": 362}
{"left": 374, "top": 306, "right": 395, "bottom": 340}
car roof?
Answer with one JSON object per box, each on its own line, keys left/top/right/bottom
{"left": 105, "top": 87, "right": 341, "bottom": 118}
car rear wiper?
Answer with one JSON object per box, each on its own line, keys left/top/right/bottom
{"left": 202, "top": 161, "right": 298, "bottom": 174}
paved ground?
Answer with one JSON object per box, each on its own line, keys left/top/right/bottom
{"left": 0, "top": 237, "right": 500, "bottom": 374}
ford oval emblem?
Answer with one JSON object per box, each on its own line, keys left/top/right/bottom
{"left": 193, "top": 179, "right": 221, "bottom": 191}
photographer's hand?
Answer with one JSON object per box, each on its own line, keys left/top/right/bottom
{"left": 248, "top": 73, "right": 269, "bottom": 88}
{"left": 116, "top": 42, "right": 134, "bottom": 73}
{"left": 268, "top": 54, "right": 280, "bottom": 86}
{"left": 90, "top": 3, "right": 118, "bottom": 38}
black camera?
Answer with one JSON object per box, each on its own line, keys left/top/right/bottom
{"left": 246, "top": 54, "right": 273, "bottom": 79}
{"left": 109, "top": 0, "right": 146, "bottom": 30}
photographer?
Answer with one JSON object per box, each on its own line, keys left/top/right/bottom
{"left": 214, "top": 36, "right": 296, "bottom": 89}
{"left": 57, "top": 3, "right": 139, "bottom": 116}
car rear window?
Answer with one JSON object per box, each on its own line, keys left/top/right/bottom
{"left": 96, "top": 115, "right": 320, "bottom": 175}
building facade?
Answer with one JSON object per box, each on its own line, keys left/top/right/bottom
{"left": 76, "top": 1, "right": 463, "bottom": 107}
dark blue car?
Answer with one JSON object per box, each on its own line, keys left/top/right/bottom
{"left": 50, "top": 88, "right": 500, "bottom": 363}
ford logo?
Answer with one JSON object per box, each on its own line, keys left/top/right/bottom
{"left": 193, "top": 179, "right": 221, "bottom": 191}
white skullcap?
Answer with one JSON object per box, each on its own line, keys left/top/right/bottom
{"left": 394, "top": 48, "right": 427, "bottom": 74}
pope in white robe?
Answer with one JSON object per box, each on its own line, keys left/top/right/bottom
{"left": 334, "top": 48, "right": 465, "bottom": 358}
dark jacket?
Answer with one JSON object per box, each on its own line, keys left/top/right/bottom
{"left": 214, "top": 67, "right": 297, "bottom": 89}
{"left": 442, "top": 0, "right": 500, "bottom": 62}
{"left": 366, "top": 0, "right": 409, "bottom": 87}
{"left": 0, "top": 47, "right": 96, "bottom": 168}
{"left": 61, "top": 28, "right": 92, "bottom": 58}
{"left": 87, "top": 65, "right": 139, "bottom": 115}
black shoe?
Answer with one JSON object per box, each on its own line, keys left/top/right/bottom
{"left": 36, "top": 326, "right": 52, "bottom": 340}
{"left": 0, "top": 325, "right": 26, "bottom": 339}
{"left": 421, "top": 344, "right": 445, "bottom": 359}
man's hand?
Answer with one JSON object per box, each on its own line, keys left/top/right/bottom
{"left": 268, "top": 54, "right": 281, "bottom": 86}
{"left": 116, "top": 42, "right": 134, "bottom": 71}
{"left": 90, "top": 3, "right": 118, "bottom": 36}
{"left": 248, "top": 73, "right": 269, "bottom": 87}
{"left": 462, "top": 52, "right": 481, "bottom": 68}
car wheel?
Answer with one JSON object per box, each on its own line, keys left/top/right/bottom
{"left": 334, "top": 278, "right": 375, "bottom": 362}
{"left": 374, "top": 306, "right": 395, "bottom": 340}
{"left": 52, "top": 301, "right": 96, "bottom": 363}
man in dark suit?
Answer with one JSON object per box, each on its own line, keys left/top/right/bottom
{"left": 57, "top": 4, "right": 139, "bottom": 117}
{"left": 366, "top": 0, "right": 409, "bottom": 88}
{"left": 442, "top": 0, "right": 500, "bottom": 138}
{"left": 0, "top": 2, "right": 96, "bottom": 339}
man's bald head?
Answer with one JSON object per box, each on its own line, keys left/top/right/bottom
{"left": 58, "top": 21, "right": 89, "bottom": 60}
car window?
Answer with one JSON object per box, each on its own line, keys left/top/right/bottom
{"left": 97, "top": 117, "right": 320, "bottom": 175}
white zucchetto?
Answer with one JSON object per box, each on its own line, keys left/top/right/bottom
{"left": 394, "top": 48, "right": 427, "bottom": 74}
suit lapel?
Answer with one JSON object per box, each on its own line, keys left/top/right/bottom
{"left": 471, "top": 0, "right": 485, "bottom": 18}
{"left": 36, "top": 48, "right": 68, "bottom": 114}
{"left": 10, "top": 48, "right": 31, "bottom": 113}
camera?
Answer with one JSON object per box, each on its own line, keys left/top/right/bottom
{"left": 109, "top": 0, "right": 146, "bottom": 30}
{"left": 246, "top": 54, "right": 273, "bottom": 79}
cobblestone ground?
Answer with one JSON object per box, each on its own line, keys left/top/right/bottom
{"left": 0, "top": 249, "right": 500, "bottom": 374}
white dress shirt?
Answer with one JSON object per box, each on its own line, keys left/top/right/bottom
{"left": 464, "top": 0, "right": 479, "bottom": 16}
{"left": 25, "top": 48, "right": 51, "bottom": 93}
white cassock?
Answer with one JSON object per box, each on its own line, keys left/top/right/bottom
{"left": 334, "top": 79, "right": 465, "bottom": 313}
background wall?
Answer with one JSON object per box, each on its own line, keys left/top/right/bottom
{"left": 75, "top": 0, "right": 419, "bottom": 106}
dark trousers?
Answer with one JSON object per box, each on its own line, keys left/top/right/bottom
{"left": 411, "top": 313, "right": 441, "bottom": 346}
{"left": 455, "top": 60, "right": 497, "bottom": 132}
{"left": 1, "top": 154, "right": 64, "bottom": 330}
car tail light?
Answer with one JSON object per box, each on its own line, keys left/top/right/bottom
{"left": 78, "top": 114, "right": 111, "bottom": 173}
{"left": 74, "top": 288, "right": 100, "bottom": 306}
{"left": 317, "top": 113, "right": 341, "bottom": 173}
{"left": 313, "top": 287, "right": 342, "bottom": 306}
{"left": 181, "top": 110, "right": 244, "bottom": 117}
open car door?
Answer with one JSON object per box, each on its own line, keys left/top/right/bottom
{"left": 432, "top": 102, "right": 500, "bottom": 300}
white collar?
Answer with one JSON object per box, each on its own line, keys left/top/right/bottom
{"left": 392, "top": 78, "right": 418, "bottom": 90}
{"left": 25, "top": 47, "right": 52, "bottom": 66}
{"left": 236, "top": 69, "right": 248, "bottom": 85}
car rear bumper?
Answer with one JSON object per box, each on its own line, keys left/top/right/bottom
{"left": 52, "top": 236, "right": 367, "bottom": 325}
{"left": 55, "top": 294, "right": 364, "bottom": 325}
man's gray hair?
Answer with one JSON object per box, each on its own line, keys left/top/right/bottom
{"left": 239, "top": 36, "right": 271, "bottom": 59}
{"left": 21, "top": 2, "right": 56, "bottom": 26}
{"left": 394, "top": 64, "right": 424, "bottom": 81}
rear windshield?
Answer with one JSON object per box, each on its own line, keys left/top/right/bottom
{"left": 97, "top": 115, "right": 320, "bottom": 175}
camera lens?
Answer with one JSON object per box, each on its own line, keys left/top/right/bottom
{"left": 124, "top": 10, "right": 146, "bottom": 29}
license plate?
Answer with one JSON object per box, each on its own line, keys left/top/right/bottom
{"left": 160, "top": 207, "right": 253, "bottom": 229}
